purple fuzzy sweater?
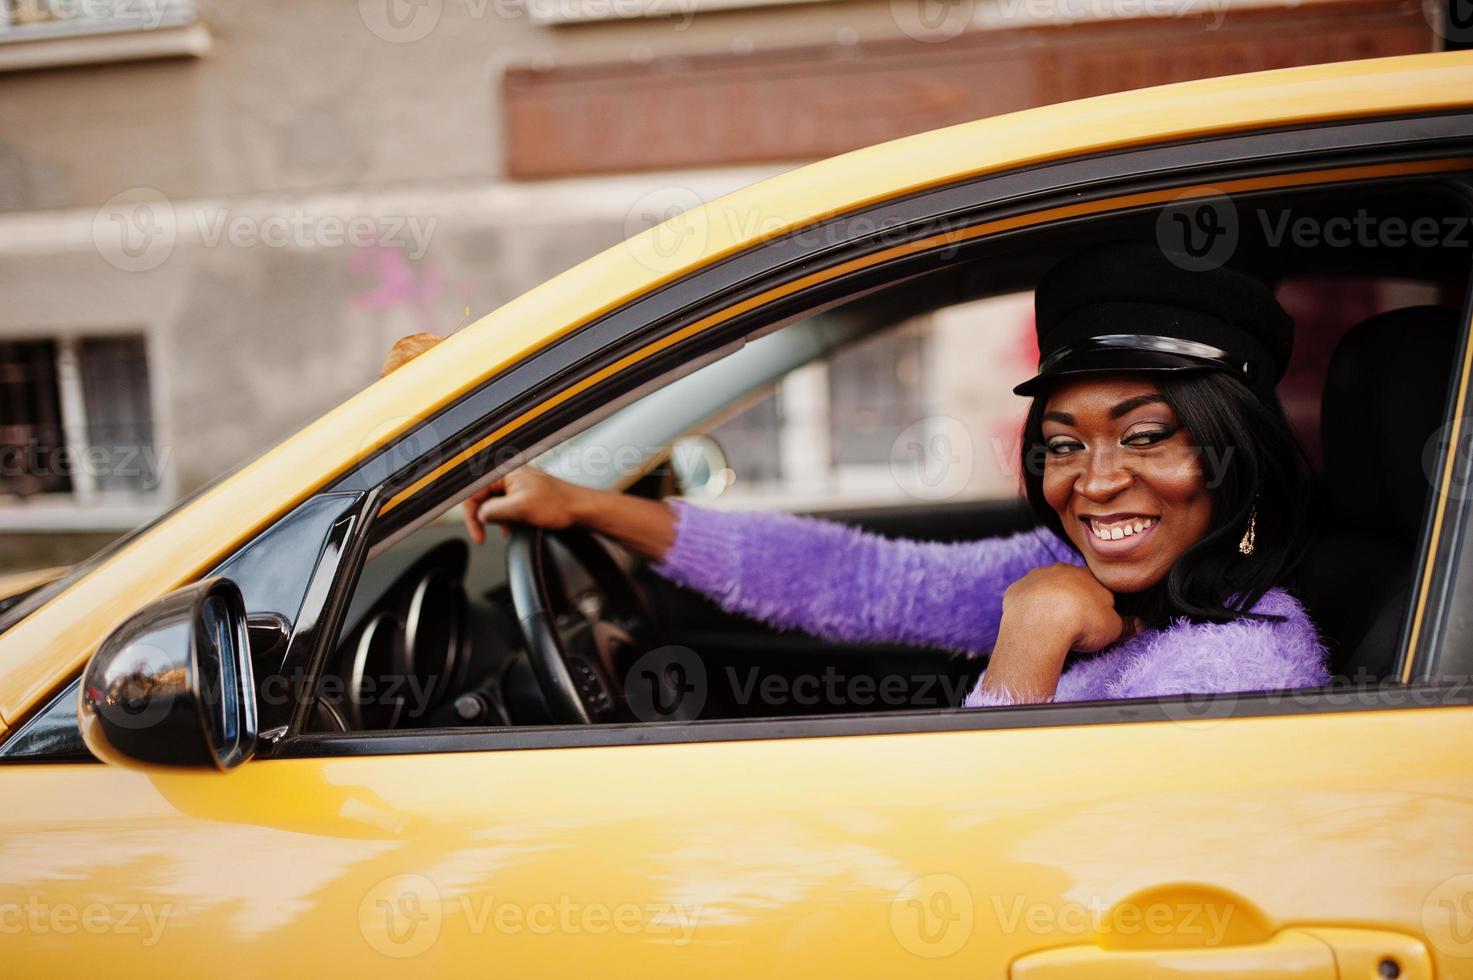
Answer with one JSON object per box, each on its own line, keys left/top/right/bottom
{"left": 651, "top": 501, "right": 1330, "bottom": 707}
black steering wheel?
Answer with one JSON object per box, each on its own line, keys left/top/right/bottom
{"left": 505, "top": 525, "right": 664, "bottom": 724}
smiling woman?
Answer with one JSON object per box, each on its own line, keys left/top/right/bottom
{"left": 463, "top": 241, "right": 1332, "bottom": 709}
{"left": 450, "top": 240, "right": 1337, "bottom": 707}
{"left": 1027, "top": 371, "right": 1312, "bottom": 621}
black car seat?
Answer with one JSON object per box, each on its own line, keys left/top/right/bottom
{"left": 1297, "top": 305, "right": 1460, "bottom": 683}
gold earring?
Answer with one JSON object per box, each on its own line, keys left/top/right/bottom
{"left": 1238, "top": 508, "right": 1257, "bottom": 556}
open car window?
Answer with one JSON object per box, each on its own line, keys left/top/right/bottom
{"left": 291, "top": 173, "right": 1473, "bottom": 748}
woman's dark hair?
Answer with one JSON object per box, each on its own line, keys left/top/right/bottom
{"left": 1020, "top": 370, "right": 1315, "bottom": 628}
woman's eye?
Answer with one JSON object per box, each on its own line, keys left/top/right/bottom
{"left": 1123, "top": 426, "right": 1175, "bottom": 447}
{"left": 1046, "top": 438, "right": 1083, "bottom": 456}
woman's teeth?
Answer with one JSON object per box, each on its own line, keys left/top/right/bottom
{"left": 1088, "top": 517, "right": 1156, "bottom": 541}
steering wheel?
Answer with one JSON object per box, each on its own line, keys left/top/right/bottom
{"left": 505, "top": 525, "right": 664, "bottom": 724}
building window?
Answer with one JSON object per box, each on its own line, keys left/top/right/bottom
{"left": 707, "top": 292, "right": 1038, "bottom": 510}
{"left": 0, "top": 0, "right": 196, "bottom": 40}
{"left": 828, "top": 324, "right": 928, "bottom": 468}
{"left": 0, "top": 340, "right": 70, "bottom": 498}
{"left": 0, "top": 335, "right": 160, "bottom": 505}
{"left": 0, "top": 0, "right": 208, "bottom": 73}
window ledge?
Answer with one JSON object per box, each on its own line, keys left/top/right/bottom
{"left": 0, "top": 501, "right": 165, "bottom": 532}
{"left": 0, "top": 21, "right": 210, "bottom": 73}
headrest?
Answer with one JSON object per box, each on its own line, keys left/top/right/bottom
{"left": 1321, "top": 305, "right": 1461, "bottom": 540}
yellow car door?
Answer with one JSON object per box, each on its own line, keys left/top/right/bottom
{"left": 1, "top": 681, "right": 1469, "bottom": 976}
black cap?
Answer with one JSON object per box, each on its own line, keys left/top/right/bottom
{"left": 1014, "top": 242, "right": 1294, "bottom": 403}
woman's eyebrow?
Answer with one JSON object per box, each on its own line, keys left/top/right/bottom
{"left": 1042, "top": 410, "right": 1075, "bottom": 425}
{"left": 1109, "top": 394, "right": 1168, "bottom": 419}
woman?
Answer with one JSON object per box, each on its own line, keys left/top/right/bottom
{"left": 459, "top": 243, "right": 1331, "bottom": 707}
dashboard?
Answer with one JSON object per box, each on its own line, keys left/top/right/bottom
{"left": 312, "top": 537, "right": 554, "bottom": 732}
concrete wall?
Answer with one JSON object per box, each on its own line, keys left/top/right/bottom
{"left": 2, "top": 1, "right": 528, "bottom": 209}
{"left": 0, "top": 0, "right": 932, "bottom": 212}
{"left": 0, "top": 0, "right": 796, "bottom": 569}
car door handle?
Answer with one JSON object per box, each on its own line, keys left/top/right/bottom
{"left": 1011, "top": 927, "right": 1431, "bottom": 979}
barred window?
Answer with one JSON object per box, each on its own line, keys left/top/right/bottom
{"left": 0, "top": 0, "right": 196, "bottom": 40}
{"left": 76, "top": 337, "right": 158, "bottom": 495}
{"left": 0, "top": 340, "right": 70, "bottom": 497}
{"left": 0, "top": 335, "right": 158, "bottom": 501}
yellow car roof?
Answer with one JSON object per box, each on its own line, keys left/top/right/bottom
{"left": 3, "top": 50, "right": 1472, "bottom": 727}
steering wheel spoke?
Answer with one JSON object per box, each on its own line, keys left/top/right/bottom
{"left": 565, "top": 653, "right": 617, "bottom": 719}
{"left": 506, "top": 525, "right": 667, "bottom": 725}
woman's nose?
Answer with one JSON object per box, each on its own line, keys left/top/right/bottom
{"left": 1078, "top": 447, "right": 1132, "bottom": 500}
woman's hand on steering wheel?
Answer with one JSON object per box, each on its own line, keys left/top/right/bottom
{"left": 462, "top": 466, "right": 680, "bottom": 563}
{"left": 462, "top": 467, "right": 587, "bottom": 544}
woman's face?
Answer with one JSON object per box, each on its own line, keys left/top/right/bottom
{"left": 1040, "top": 375, "right": 1212, "bottom": 594}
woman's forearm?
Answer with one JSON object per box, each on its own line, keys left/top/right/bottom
{"left": 466, "top": 467, "right": 678, "bottom": 557}
{"left": 649, "top": 503, "right": 1079, "bottom": 655}
{"left": 979, "top": 612, "right": 1072, "bottom": 703}
{"left": 471, "top": 466, "right": 1085, "bottom": 664}
{"left": 976, "top": 565, "right": 1131, "bottom": 704}
{"left": 569, "top": 486, "right": 679, "bottom": 562}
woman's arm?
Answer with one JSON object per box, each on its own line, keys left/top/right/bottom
{"left": 466, "top": 466, "right": 1082, "bottom": 655}
{"left": 650, "top": 499, "right": 1078, "bottom": 655}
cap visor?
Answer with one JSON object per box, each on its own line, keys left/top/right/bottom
{"left": 1012, "top": 349, "right": 1226, "bottom": 397}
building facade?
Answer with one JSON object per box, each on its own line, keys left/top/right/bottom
{"left": 0, "top": 0, "right": 1441, "bottom": 569}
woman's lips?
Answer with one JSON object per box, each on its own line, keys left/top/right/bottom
{"left": 1079, "top": 515, "right": 1158, "bottom": 559}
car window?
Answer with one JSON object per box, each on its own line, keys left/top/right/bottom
{"left": 294, "top": 166, "right": 1473, "bottom": 752}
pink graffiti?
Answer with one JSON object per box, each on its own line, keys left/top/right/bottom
{"left": 348, "top": 244, "right": 445, "bottom": 330}
{"left": 1009, "top": 305, "right": 1040, "bottom": 373}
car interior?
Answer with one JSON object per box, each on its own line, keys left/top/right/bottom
{"left": 309, "top": 178, "right": 1473, "bottom": 734}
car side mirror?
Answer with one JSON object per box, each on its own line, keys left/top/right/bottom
{"left": 671, "top": 434, "right": 733, "bottom": 501}
{"left": 79, "top": 577, "right": 257, "bottom": 771}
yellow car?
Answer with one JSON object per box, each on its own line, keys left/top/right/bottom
{"left": 3, "top": 51, "right": 1473, "bottom": 979}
